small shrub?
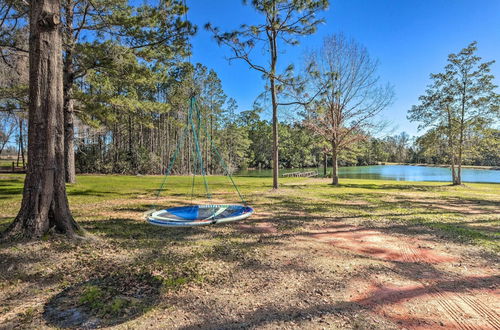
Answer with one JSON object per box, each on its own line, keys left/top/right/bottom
{"left": 79, "top": 285, "right": 104, "bottom": 310}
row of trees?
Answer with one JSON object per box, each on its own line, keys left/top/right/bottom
{"left": 0, "top": 0, "right": 195, "bottom": 183}
{"left": 1, "top": 38, "right": 498, "bottom": 177}
{"left": 0, "top": 0, "right": 198, "bottom": 239}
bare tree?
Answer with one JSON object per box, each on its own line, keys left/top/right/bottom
{"left": 2, "top": 0, "right": 80, "bottom": 239}
{"left": 303, "top": 34, "right": 394, "bottom": 185}
{"left": 0, "top": 28, "right": 28, "bottom": 165}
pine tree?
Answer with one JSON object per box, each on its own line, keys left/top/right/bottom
{"left": 409, "top": 42, "right": 499, "bottom": 185}
{"left": 2, "top": 0, "right": 80, "bottom": 239}
{"left": 206, "top": 0, "right": 329, "bottom": 189}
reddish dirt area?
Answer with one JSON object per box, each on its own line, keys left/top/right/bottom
{"left": 307, "top": 224, "right": 457, "bottom": 264}
{"left": 298, "top": 223, "right": 500, "bottom": 330}
{"left": 145, "top": 220, "right": 498, "bottom": 329}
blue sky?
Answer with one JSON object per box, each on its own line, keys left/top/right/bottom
{"left": 187, "top": 0, "right": 500, "bottom": 137}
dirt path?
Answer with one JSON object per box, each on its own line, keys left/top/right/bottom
{"left": 300, "top": 223, "right": 500, "bottom": 329}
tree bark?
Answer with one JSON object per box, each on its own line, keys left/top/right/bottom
{"left": 270, "top": 76, "right": 279, "bottom": 189}
{"left": 456, "top": 135, "right": 463, "bottom": 185}
{"left": 63, "top": 0, "right": 76, "bottom": 183}
{"left": 331, "top": 143, "right": 339, "bottom": 186}
{"left": 446, "top": 105, "right": 458, "bottom": 185}
{"left": 63, "top": 94, "right": 76, "bottom": 182}
{"left": 17, "top": 118, "right": 26, "bottom": 169}
{"left": 2, "top": 0, "right": 80, "bottom": 240}
{"left": 323, "top": 152, "right": 327, "bottom": 177}
{"left": 454, "top": 74, "right": 469, "bottom": 186}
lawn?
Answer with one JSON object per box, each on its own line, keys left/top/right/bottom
{"left": 0, "top": 174, "right": 499, "bottom": 328}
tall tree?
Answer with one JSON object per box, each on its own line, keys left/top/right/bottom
{"left": 409, "top": 42, "right": 499, "bottom": 185}
{"left": 2, "top": 0, "right": 80, "bottom": 239}
{"left": 60, "top": 0, "right": 195, "bottom": 183}
{"left": 0, "top": 28, "right": 28, "bottom": 159}
{"left": 302, "top": 34, "right": 394, "bottom": 185}
{"left": 207, "top": 0, "right": 328, "bottom": 189}
{"left": 0, "top": 0, "right": 195, "bottom": 183}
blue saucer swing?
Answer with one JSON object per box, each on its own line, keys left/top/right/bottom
{"left": 146, "top": 96, "right": 253, "bottom": 227}
{"left": 148, "top": 205, "right": 254, "bottom": 227}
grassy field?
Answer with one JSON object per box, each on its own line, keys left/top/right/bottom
{"left": 1, "top": 174, "right": 498, "bottom": 250}
{"left": 0, "top": 174, "right": 499, "bottom": 328}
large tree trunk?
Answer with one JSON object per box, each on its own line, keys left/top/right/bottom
{"left": 269, "top": 23, "right": 279, "bottom": 190}
{"left": 446, "top": 107, "right": 458, "bottom": 185}
{"left": 63, "top": 0, "right": 76, "bottom": 183}
{"left": 17, "top": 118, "right": 26, "bottom": 169}
{"left": 2, "top": 0, "right": 80, "bottom": 240}
{"left": 454, "top": 110, "right": 465, "bottom": 185}
{"left": 456, "top": 145, "right": 463, "bottom": 185}
{"left": 331, "top": 143, "right": 339, "bottom": 186}
{"left": 63, "top": 94, "right": 76, "bottom": 182}
{"left": 270, "top": 77, "right": 279, "bottom": 190}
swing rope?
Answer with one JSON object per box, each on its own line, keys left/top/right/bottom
{"left": 151, "top": 94, "right": 246, "bottom": 211}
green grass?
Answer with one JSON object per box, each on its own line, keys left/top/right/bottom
{"left": 0, "top": 174, "right": 498, "bottom": 250}
{"left": 0, "top": 157, "right": 18, "bottom": 167}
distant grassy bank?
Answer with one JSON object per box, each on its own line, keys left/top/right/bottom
{"left": 384, "top": 162, "right": 500, "bottom": 170}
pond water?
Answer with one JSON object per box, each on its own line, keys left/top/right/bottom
{"left": 236, "top": 165, "right": 500, "bottom": 183}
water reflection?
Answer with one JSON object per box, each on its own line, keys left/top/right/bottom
{"left": 236, "top": 165, "right": 500, "bottom": 183}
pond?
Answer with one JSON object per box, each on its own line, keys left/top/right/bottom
{"left": 235, "top": 165, "right": 500, "bottom": 183}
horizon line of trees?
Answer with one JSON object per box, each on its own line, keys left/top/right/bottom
{"left": 1, "top": 45, "right": 498, "bottom": 176}
{"left": 2, "top": 102, "right": 499, "bottom": 174}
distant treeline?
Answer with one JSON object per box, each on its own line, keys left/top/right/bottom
{"left": 5, "top": 108, "right": 498, "bottom": 174}
{"left": 1, "top": 51, "right": 498, "bottom": 175}
{"left": 1, "top": 60, "right": 498, "bottom": 174}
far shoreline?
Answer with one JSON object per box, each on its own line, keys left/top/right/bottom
{"left": 382, "top": 163, "right": 500, "bottom": 171}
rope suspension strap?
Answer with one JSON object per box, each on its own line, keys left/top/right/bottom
{"left": 189, "top": 96, "right": 211, "bottom": 201}
{"left": 146, "top": 0, "right": 253, "bottom": 227}
{"left": 206, "top": 129, "right": 247, "bottom": 206}
{"left": 193, "top": 96, "right": 247, "bottom": 206}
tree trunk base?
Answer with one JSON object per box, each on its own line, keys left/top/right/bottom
{"left": 1, "top": 212, "right": 82, "bottom": 241}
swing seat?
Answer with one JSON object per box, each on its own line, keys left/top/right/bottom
{"left": 147, "top": 204, "right": 254, "bottom": 227}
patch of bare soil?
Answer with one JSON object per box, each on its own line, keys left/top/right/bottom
{"left": 298, "top": 223, "right": 500, "bottom": 330}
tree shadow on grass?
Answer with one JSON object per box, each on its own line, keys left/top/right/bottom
{"left": 67, "top": 189, "right": 141, "bottom": 197}
{"left": 391, "top": 194, "right": 500, "bottom": 211}
{"left": 80, "top": 217, "right": 209, "bottom": 248}
{"left": 0, "top": 187, "right": 23, "bottom": 195}
{"left": 43, "top": 272, "right": 162, "bottom": 329}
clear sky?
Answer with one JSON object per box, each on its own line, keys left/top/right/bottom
{"left": 186, "top": 0, "right": 500, "bottom": 137}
